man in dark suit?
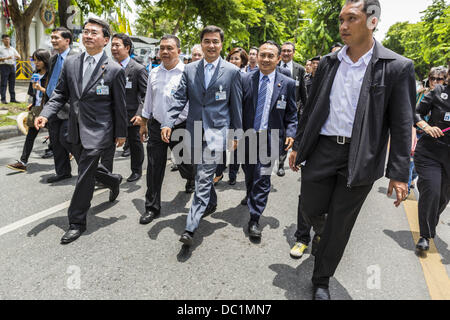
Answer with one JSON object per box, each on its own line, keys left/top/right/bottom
{"left": 35, "top": 18, "right": 127, "bottom": 244}
{"left": 45, "top": 27, "right": 77, "bottom": 183}
{"left": 110, "top": 33, "right": 147, "bottom": 182}
{"left": 289, "top": 0, "right": 415, "bottom": 299}
{"left": 241, "top": 40, "right": 297, "bottom": 240}
{"left": 277, "top": 42, "right": 307, "bottom": 177}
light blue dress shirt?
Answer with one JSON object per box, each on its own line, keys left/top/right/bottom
{"left": 258, "top": 70, "right": 276, "bottom": 131}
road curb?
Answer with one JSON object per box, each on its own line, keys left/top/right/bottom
{"left": 0, "top": 125, "right": 21, "bottom": 141}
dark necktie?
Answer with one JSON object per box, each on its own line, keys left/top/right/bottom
{"left": 46, "top": 54, "right": 63, "bottom": 97}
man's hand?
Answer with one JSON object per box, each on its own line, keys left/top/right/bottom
{"left": 229, "top": 139, "right": 238, "bottom": 151}
{"left": 284, "top": 137, "right": 294, "bottom": 151}
{"left": 289, "top": 150, "right": 300, "bottom": 172}
{"left": 139, "top": 124, "right": 148, "bottom": 143}
{"left": 387, "top": 179, "right": 408, "bottom": 207}
{"left": 34, "top": 116, "right": 48, "bottom": 130}
{"left": 116, "top": 137, "right": 126, "bottom": 148}
{"left": 161, "top": 127, "right": 172, "bottom": 144}
{"left": 424, "top": 126, "right": 444, "bottom": 138}
{"left": 130, "top": 115, "right": 143, "bottom": 126}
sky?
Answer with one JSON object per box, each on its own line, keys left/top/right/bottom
{"left": 128, "top": 0, "right": 435, "bottom": 41}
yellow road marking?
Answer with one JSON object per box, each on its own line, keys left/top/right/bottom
{"left": 403, "top": 193, "right": 450, "bottom": 300}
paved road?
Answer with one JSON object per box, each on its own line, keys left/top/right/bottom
{"left": 0, "top": 133, "right": 448, "bottom": 300}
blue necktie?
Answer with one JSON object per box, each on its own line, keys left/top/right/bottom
{"left": 204, "top": 63, "right": 213, "bottom": 88}
{"left": 46, "top": 54, "right": 63, "bottom": 97}
{"left": 254, "top": 75, "right": 269, "bottom": 131}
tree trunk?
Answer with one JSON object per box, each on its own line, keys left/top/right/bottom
{"left": 8, "top": 0, "right": 44, "bottom": 61}
{"left": 58, "top": 0, "right": 71, "bottom": 28}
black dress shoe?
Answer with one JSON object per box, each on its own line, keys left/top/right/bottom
{"left": 179, "top": 231, "right": 194, "bottom": 246}
{"left": 109, "top": 174, "right": 123, "bottom": 202}
{"left": 416, "top": 237, "right": 430, "bottom": 251}
{"left": 121, "top": 149, "right": 131, "bottom": 157}
{"left": 47, "top": 174, "right": 72, "bottom": 183}
{"left": 139, "top": 210, "right": 159, "bottom": 225}
{"left": 248, "top": 221, "right": 262, "bottom": 239}
{"left": 171, "top": 164, "right": 179, "bottom": 172}
{"left": 229, "top": 178, "right": 236, "bottom": 185}
{"left": 277, "top": 167, "right": 285, "bottom": 177}
{"left": 41, "top": 150, "right": 54, "bottom": 159}
{"left": 185, "top": 179, "right": 195, "bottom": 193}
{"left": 240, "top": 195, "right": 248, "bottom": 206}
{"left": 127, "top": 172, "right": 141, "bottom": 182}
{"left": 203, "top": 203, "right": 217, "bottom": 217}
{"left": 10, "top": 100, "right": 19, "bottom": 103}
{"left": 311, "top": 234, "right": 321, "bottom": 256}
{"left": 60, "top": 226, "right": 86, "bottom": 244}
{"left": 313, "top": 286, "right": 331, "bottom": 300}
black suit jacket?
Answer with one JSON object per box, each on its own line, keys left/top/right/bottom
{"left": 44, "top": 49, "right": 78, "bottom": 120}
{"left": 293, "top": 41, "right": 416, "bottom": 187}
{"left": 41, "top": 51, "right": 128, "bottom": 150}
{"left": 279, "top": 61, "right": 308, "bottom": 110}
{"left": 124, "top": 58, "right": 148, "bottom": 125}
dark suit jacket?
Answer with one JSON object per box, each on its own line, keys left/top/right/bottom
{"left": 40, "top": 51, "right": 128, "bottom": 150}
{"left": 293, "top": 41, "right": 416, "bottom": 187}
{"left": 241, "top": 70, "right": 297, "bottom": 156}
{"left": 124, "top": 57, "right": 148, "bottom": 125}
{"left": 44, "top": 49, "right": 78, "bottom": 120}
{"left": 279, "top": 61, "right": 308, "bottom": 110}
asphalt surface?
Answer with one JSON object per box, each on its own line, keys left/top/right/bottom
{"left": 0, "top": 132, "right": 449, "bottom": 300}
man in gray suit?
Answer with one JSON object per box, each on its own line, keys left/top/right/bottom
{"left": 110, "top": 33, "right": 147, "bottom": 182}
{"left": 161, "top": 25, "right": 243, "bottom": 247}
{"left": 35, "top": 18, "right": 127, "bottom": 244}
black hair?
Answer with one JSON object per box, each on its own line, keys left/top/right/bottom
{"left": 161, "top": 34, "right": 181, "bottom": 49}
{"left": 83, "top": 18, "right": 111, "bottom": 39}
{"left": 32, "top": 49, "right": 50, "bottom": 71}
{"left": 331, "top": 42, "right": 344, "bottom": 50}
{"left": 282, "top": 41, "right": 296, "bottom": 52}
{"left": 249, "top": 46, "right": 259, "bottom": 53}
{"left": 345, "top": 0, "right": 381, "bottom": 18}
{"left": 52, "top": 27, "right": 73, "bottom": 45}
{"left": 200, "top": 25, "right": 224, "bottom": 43}
{"left": 112, "top": 33, "right": 133, "bottom": 54}
{"left": 2, "top": 34, "right": 10, "bottom": 39}
{"left": 260, "top": 40, "right": 281, "bottom": 56}
{"left": 311, "top": 56, "right": 321, "bottom": 62}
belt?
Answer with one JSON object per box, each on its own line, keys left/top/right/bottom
{"left": 324, "top": 135, "right": 351, "bottom": 145}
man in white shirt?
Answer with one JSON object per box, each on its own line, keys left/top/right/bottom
{"left": 0, "top": 34, "right": 21, "bottom": 103}
{"left": 138, "top": 35, "right": 195, "bottom": 225}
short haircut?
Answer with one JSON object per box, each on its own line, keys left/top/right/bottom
{"left": 191, "top": 44, "right": 202, "bottom": 52}
{"left": 2, "top": 34, "right": 10, "bottom": 39}
{"left": 32, "top": 49, "right": 51, "bottom": 71}
{"left": 311, "top": 56, "right": 321, "bottom": 62}
{"left": 226, "top": 47, "right": 249, "bottom": 68}
{"left": 331, "top": 42, "right": 344, "bottom": 50}
{"left": 161, "top": 34, "right": 181, "bottom": 48}
{"left": 282, "top": 41, "right": 296, "bottom": 52}
{"left": 200, "top": 25, "right": 224, "bottom": 43}
{"left": 260, "top": 40, "right": 281, "bottom": 56}
{"left": 249, "top": 46, "right": 259, "bottom": 53}
{"left": 83, "top": 18, "right": 111, "bottom": 39}
{"left": 345, "top": 0, "right": 381, "bottom": 18}
{"left": 112, "top": 33, "right": 133, "bottom": 54}
{"left": 52, "top": 27, "right": 73, "bottom": 45}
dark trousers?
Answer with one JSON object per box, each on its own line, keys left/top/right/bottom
{"left": 127, "top": 125, "right": 144, "bottom": 174}
{"left": 300, "top": 136, "right": 373, "bottom": 288}
{"left": 243, "top": 161, "right": 272, "bottom": 222}
{"left": 215, "top": 150, "right": 240, "bottom": 180}
{"left": 0, "top": 64, "right": 16, "bottom": 101}
{"left": 68, "top": 143, "right": 121, "bottom": 227}
{"left": 414, "top": 141, "right": 450, "bottom": 239}
{"left": 294, "top": 198, "right": 313, "bottom": 245}
{"left": 145, "top": 119, "right": 195, "bottom": 213}
{"left": 100, "top": 144, "right": 116, "bottom": 172}
{"left": 20, "top": 127, "right": 39, "bottom": 164}
{"left": 48, "top": 118, "right": 71, "bottom": 176}
{"left": 278, "top": 147, "right": 288, "bottom": 169}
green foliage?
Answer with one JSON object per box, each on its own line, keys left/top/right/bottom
{"left": 383, "top": 0, "right": 450, "bottom": 79}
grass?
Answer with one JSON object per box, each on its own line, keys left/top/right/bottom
{"left": 0, "top": 102, "right": 29, "bottom": 127}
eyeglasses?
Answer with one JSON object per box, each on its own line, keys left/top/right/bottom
{"left": 82, "top": 29, "right": 101, "bottom": 36}
{"left": 429, "top": 77, "right": 444, "bottom": 82}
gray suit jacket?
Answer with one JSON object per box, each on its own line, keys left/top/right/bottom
{"left": 124, "top": 58, "right": 148, "bottom": 125}
{"left": 163, "top": 57, "right": 243, "bottom": 152}
{"left": 40, "top": 51, "right": 128, "bottom": 150}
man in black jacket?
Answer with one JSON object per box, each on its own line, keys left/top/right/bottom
{"left": 289, "top": 0, "right": 415, "bottom": 300}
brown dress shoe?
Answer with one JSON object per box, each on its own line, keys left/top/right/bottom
{"left": 7, "top": 161, "right": 27, "bottom": 172}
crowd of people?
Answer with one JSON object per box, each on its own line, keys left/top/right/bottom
{"left": 4, "top": 0, "right": 450, "bottom": 300}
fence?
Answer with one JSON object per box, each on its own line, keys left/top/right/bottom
{"left": 15, "top": 61, "right": 33, "bottom": 80}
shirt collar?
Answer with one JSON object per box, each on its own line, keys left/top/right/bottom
{"left": 120, "top": 56, "right": 131, "bottom": 69}
{"left": 259, "top": 70, "right": 276, "bottom": 83}
{"left": 84, "top": 50, "right": 104, "bottom": 64}
{"left": 160, "top": 60, "right": 185, "bottom": 72}
{"left": 338, "top": 41, "right": 375, "bottom": 67}
{"left": 60, "top": 47, "right": 70, "bottom": 59}
{"left": 282, "top": 60, "right": 293, "bottom": 68}
{"left": 203, "top": 57, "right": 220, "bottom": 69}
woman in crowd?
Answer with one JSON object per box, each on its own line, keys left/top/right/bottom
{"left": 213, "top": 47, "right": 248, "bottom": 186}
{"left": 413, "top": 64, "right": 450, "bottom": 253}
{"left": 7, "top": 49, "right": 50, "bottom": 172}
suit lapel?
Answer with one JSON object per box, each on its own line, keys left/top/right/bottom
{"left": 207, "top": 58, "right": 224, "bottom": 89}
{"left": 251, "top": 71, "right": 260, "bottom": 112}
{"left": 196, "top": 59, "right": 205, "bottom": 91}
{"left": 82, "top": 52, "right": 108, "bottom": 97}
{"left": 75, "top": 52, "right": 84, "bottom": 98}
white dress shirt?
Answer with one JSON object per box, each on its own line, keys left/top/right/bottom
{"left": 83, "top": 51, "right": 104, "bottom": 75}
{"left": 320, "top": 43, "right": 374, "bottom": 138}
{"left": 142, "top": 61, "right": 188, "bottom": 125}
{"left": 0, "top": 46, "right": 20, "bottom": 65}
{"left": 259, "top": 70, "right": 276, "bottom": 131}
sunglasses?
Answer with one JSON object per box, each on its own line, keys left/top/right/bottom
{"left": 429, "top": 77, "right": 444, "bottom": 82}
